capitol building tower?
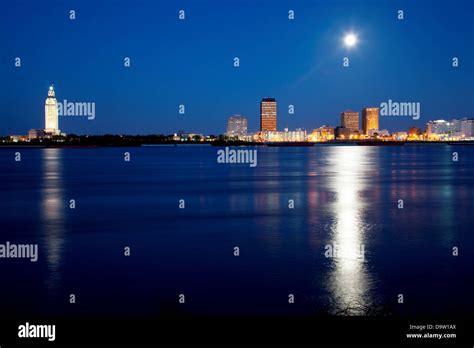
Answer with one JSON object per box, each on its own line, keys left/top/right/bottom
{"left": 44, "top": 86, "right": 60, "bottom": 135}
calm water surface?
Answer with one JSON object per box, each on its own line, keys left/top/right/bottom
{"left": 0, "top": 145, "right": 473, "bottom": 317}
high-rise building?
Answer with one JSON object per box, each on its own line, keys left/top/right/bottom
{"left": 226, "top": 114, "right": 248, "bottom": 137}
{"left": 362, "top": 107, "right": 379, "bottom": 135}
{"left": 44, "top": 86, "right": 60, "bottom": 135}
{"left": 260, "top": 98, "right": 277, "bottom": 132}
{"left": 340, "top": 111, "right": 359, "bottom": 132}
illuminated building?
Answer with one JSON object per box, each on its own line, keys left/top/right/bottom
{"left": 461, "top": 118, "right": 474, "bottom": 139}
{"left": 429, "top": 118, "right": 474, "bottom": 140}
{"left": 426, "top": 119, "right": 460, "bottom": 140}
{"left": 394, "top": 132, "right": 408, "bottom": 141}
{"left": 260, "top": 98, "right": 277, "bottom": 131}
{"left": 28, "top": 129, "right": 45, "bottom": 140}
{"left": 426, "top": 120, "right": 445, "bottom": 137}
{"left": 283, "top": 128, "right": 306, "bottom": 142}
{"left": 226, "top": 114, "right": 248, "bottom": 137}
{"left": 262, "top": 128, "right": 306, "bottom": 142}
{"left": 369, "top": 129, "right": 390, "bottom": 137}
{"left": 408, "top": 127, "right": 422, "bottom": 136}
{"left": 8, "top": 135, "right": 28, "bottom": 143}
{"left": 308, "top": 126, "right": 335, "bottom": 142}
{"left": 319, "top": 126, "right": 335, "bottom": 140}
{"left": 362, "top": 107, "right": 379, "bottom": 135}
{"left": 261, "top": 131, "right": 281, "bottom": 142}
{"left": 407, "top": 127, "right": 422, "bottom": 140}
{"left": 340, "top": 111, "right": 359, "bottom": 132}
{"left": 44, "top": 86, "right": 60, "bottom": 135}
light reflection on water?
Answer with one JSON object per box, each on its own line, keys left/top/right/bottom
{"left": 40, "top": 149, "right": 65, "bottom": 297}
{"left": 2, "top": 145, "right": 470, "bottom": 316}
{"left": 326, "top": 147, "right": 373, "bottom": 315}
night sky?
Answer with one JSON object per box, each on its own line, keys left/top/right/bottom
{"left": 1, "top": 0, "right": 473, "bottom": 135}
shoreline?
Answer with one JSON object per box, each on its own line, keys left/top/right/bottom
{"left": 1, "top": 140, "right": 474, "bottom": 148}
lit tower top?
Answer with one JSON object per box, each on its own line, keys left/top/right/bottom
{"left": 44, "top": 85, "right": 60, "bottom": 135}
{"left": 47, "top": 85, "right": 56, "bottom": 97}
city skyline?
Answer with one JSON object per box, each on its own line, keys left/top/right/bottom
{"left": 1, "top": 2, "right": 474, "bottom": 345}
{"left": 5, "top": 85, "right": 474, "bottom": 142}
{"left": 1, "top": 0, "right": 473, "bottom": 136}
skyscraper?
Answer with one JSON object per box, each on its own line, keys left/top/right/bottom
{"left": 362, "top": 107, "right": 379, "bottom": 135}
{"left": 44, "top": 86, "right": 60, "bottom": 135}
{"left": 226, "top": 114, "right": 248, "bottom": 137}
{"left": 260, "top": 98, "right": 277, "bottom": 132}
{"left": 340, "top": 111, "right": 359, "bottom": 132}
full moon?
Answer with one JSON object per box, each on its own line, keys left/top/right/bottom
{"left": 344, "top": 33, "right": 357, "bottom": 48}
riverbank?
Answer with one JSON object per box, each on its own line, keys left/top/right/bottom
{"left": 1, "top": 140, "right": 474, "bottom": 148}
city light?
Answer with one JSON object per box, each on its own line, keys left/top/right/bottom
{"left": 5, "top": 88, "right": 474, "bottom": 145}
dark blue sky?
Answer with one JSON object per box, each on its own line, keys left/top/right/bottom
{"left": 1, "top": 0, "right": 473, "bottom": 135}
